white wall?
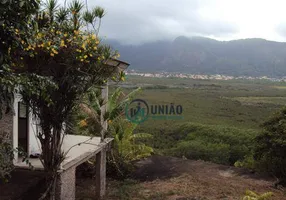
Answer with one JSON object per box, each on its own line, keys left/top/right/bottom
{"left": 28, "top": 115, "right": 41, "bottom": 155}
{"left": 13, "top": 94, "right": 42, "bottom": 162}
{"left": 12, "top": 94, "right": 19, "bottom": 163}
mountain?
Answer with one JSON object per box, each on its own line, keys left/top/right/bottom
{"left": 107, "top": 36, "right": 286, "bottom": 77}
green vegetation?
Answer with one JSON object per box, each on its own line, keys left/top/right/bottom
{"left": 107, "top": 118, "right": 153, "bottom": 179}
{"left": 120, "top": 76, "right": 286, "bottom": 169}
{"left": 1, "top": 0, "right": 122, "bottom": 198}
{"left": 255, "top": 108, "right": 286, "bottom": 185}
{"left": 243, "top": 190, "right": 273, "bottom": 200}
{"left": 78, "top": 87, "right": 153, "bottom": 179}
{"left": 165, "top": 123, "right": 257, "bottom": 165}
{"left": 0, "top": 131, "right": 14, "bottom": 182}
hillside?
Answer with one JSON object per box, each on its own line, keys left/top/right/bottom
{"left": 108, "top": 36, "right": 286, "bottom": 77}
{"left": 77, "top": 156, "right": 286, "bottom": 200}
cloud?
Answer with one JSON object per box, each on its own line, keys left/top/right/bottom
{"left": 88, "top": 0, "right": 238, "bottom": 44}
{"left": 276, "top": 23, "right": 286, "bottom": 38}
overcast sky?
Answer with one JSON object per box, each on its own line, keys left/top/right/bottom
{"left": 81, "top": 0, "right": 286, "bottom": 44}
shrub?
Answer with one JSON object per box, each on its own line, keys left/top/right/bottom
{"left": 167, "top": 123, "right": 257, "bottom": 165}
{"left": 242, "top": 190, "right": 273, "bottom": 200}
{"left": 254, "top": 108, "right": 286, "bottom": 185}
{"left": 234, "top": 154, "right": 257, "bottom": 171}
{"left": 169, "top": 140, "right": 230, "bottom": 164}
{"left": 107, "top": 118, "right": 153, "bottom": 179}
{"left": 0, "top": 131, "right": 14, "bottom": 182}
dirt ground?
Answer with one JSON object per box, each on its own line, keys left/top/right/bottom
{"left": 77, "top": 156, "right": 286, "bottom": 200}
{"left": 1, "top": 156, "right": 285, "bottom": 200}
{"left": 0, "top": 169, "right": 46, "bottom": 200}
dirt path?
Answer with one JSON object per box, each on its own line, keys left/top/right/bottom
{"left": 77, "top": 156, "right": 286, "bottom": 200}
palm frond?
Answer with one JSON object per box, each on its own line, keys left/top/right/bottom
{"left": 55, "top": 7, "right": 69, "bottom": 23}
{"left": 44, "top": 0, "right": 59, "bottom": 23}
{"left": 93, "top": 6, "right": 105, "bottom": 18}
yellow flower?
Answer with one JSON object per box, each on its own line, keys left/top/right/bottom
{"left": 15, "top": 29, "right": 19, "bottom": 33}
{"left": 108, "top": 120, "right": 112, "bottom": 124}
{"left": 81, "top": 43, "right": 86, "bottom": 50}
{"left": 21, "top": 40, "right": 25, "bottom": 44}
{"left": 47, "top": 41, "right": 51, "bottom": 46}
{"left": 80, "top": 59, "right": 84, "bottom": 62}
{"left": 93, "top": 46, "right": 97, "bottom": 50}
{"left": 79, "top": 120, "right": 87, "bottom": 127}
{"left": 84, "top": 55, "right": 88, "bottom": 59}
{"left": 76, "top": 49, "right": 81, "bottom": 52}
{"left": 64, "top": 33, "right": 68, "bottom": 37}
{"left": 60, "top": 40, "right": 65, "bottom": 47}
{"left": 52, "top": 49, "right": 58, "bottom": 54}
{"left": 56, "top": 31, "right": 61, "bottom": 34}
{"left": 20, "top": 57, "right": 23, "bottom": 60}
{"left": 121, "top": 76, "right": 125, "bottom": 81}
{"left": 74, "top": 30, "right": 79, "bottom": 35}
{"left": 50, "top": 53, "right": 55, "bottom": 57}
{"left": 91, "top": 34, "right": 96, "bottom": 40}
{"left": 89, "top": 54, "right": 93, "bottom": 57}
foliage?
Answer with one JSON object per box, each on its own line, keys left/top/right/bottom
{"left": 162, "top": 123, "right": 257, "bottom": 165}
{"left": 78, "top": 87, "right": 141, "bottom": 139}
{"left": 0, "top": 131, "right": 14, "bottom": 182}
{"left": 242, "top": 190, "right": 273, "bottom": 200}
{"left": 254, "top": 107, "right": 286, "bottom": 185}
{"left": 234, "top": 154, "right": 257, "bottom": 171}
{"left": 4, "top": 0, "right": 122, "bottom": 198}
{"left": 107, "top": 118, "right": 153, "bottom": 179}
{"left": 77, "top": 87, "right": 152, "bottom": 178}
{"left": 0, "top": 0, "right": 40, "bottom": 118}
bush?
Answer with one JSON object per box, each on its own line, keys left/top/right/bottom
{"left": 234, "top": 154, "right": 257, "bottom": 171}
{"left": 164, "top": 123, "right": 258, "bottom": 165}
{"left": 107, "top": 119, "right": 153, "bottom": 179}
{"left": 169, "top": 140, "right": 230, "bottom": 164}
{"left": 254, "top": 108, "right": 286, "bottom": 185}
{"left": 242, "top": 190, "right": 273, "bottom": 200}
{"left": 0, "top": 131, "right": 14, "bottom": 182}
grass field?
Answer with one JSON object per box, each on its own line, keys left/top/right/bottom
{"left": 121, "top": 76, "right": 286, "bottom": 132}
{"left": 77, "top": 77, "right": 286, "bottom": 200}
{"left": 113, "top": 76, "right": 286, "bottom": 164}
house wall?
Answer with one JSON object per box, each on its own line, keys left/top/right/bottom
{"left": 28, "top": 114, "right": 41, "bottom": 155}
{"left": 1, "top": 95, "right": 42, "bottom": 163}
{"left": 0, "top": 111, "right": 14, "bottom": 142}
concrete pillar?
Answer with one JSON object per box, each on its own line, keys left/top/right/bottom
{"left": 100, "top": 84, "right": 108, "bottom": 140}
{"left": 56, "top": 166, "right": 76, "bottom": 200}
{"left": 95, "top": 148, "right": 106, "bottom": 200}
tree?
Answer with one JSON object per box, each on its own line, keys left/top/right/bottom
{"left": 9, "top": 0, "right": 121, "bottom": 198}
{"left": 78, "top": 87, "right": 141, "bottom": 139}
{"left": 0, "top": 0, "right": 40, "bottom": 118}
{"left": 255, "top": 107, "right": 286, "bottom": 186}
{"left": 78, "top": 87, "right": 153, "bottom": 179}
{"left": 0, "top": 0, "right": 40, "bottom": 182}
